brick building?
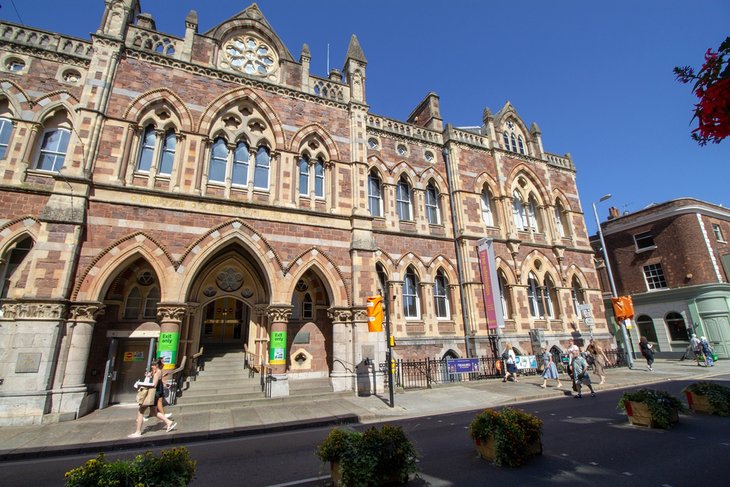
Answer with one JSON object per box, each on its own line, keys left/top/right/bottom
{"left": 0, "top": 1, "right": 607, "bottom": 425}
{"left": 592, "top": 198, "right": 730, "bottom": 360}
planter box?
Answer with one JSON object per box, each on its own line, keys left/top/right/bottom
{"left": 474, "top": 436, "right": 542, "bottom": 466}
{"left": 685, "top": 391, "right": 713, "bottom": 414}
{"left": 330, "top": 461, "right": 405, "bottom": 487}
{"left": 625, "top": 400, "right": 678, "bottom": 428}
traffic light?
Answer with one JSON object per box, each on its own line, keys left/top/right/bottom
{"left": 366, "top": 295, "right": 383, "bottom": 332}
{"left": 611, "top": 295, "right": 635, "bottom": 322}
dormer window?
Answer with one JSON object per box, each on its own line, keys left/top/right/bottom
{"left": 634, "top": 231, "right": 656, "bottom": 252}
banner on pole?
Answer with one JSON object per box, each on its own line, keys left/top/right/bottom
{"left": 477, "top": 238, "right": 505, "bottom": 330}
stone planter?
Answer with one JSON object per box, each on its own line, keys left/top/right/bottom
{"left": 625, "top": 400, "right": 678, "bottom": 428}
{"left": 474, "top": 436, "right": 542, "bottom": 466}
{"left": 685, "top": 391, "right": 713, "bottom": 414}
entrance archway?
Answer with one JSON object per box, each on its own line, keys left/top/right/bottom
{"left": 200, "top": 296, "right": 250, "bottom": 346}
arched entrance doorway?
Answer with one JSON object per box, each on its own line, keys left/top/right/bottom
{"left": 200, "top": 296, "right": 250, "bottom": 345}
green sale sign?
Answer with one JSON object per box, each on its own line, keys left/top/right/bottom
{"left": 158, "top": 331, "right": 179, "bottom": 369}
{"left": 269, "top": 331, "right": 287, "bottom": 365}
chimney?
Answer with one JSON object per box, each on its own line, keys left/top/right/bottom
{"left": 608, "top": 207, "right": 620, "bottom": 220}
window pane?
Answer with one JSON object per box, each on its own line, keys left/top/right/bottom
{"left": 137, "top": 126, "right": 156, "bottom": 172}
{"left": 158, "top": 130, "right": 176, "bottom": 175}
{"left": 124, "top": 288, "right": 142, "bottom": 319}
{"left": 37, "top": 129, "right": 70, "bottom": 172}
{"left": 298, "top": 157, "right": 309, "bottom": 195}
{"left": 396, "top": 179, "right": 411, "bottom": 220}
{"left": 368, "top": 173, "right": 381, "bottom": 216}
{"left": 232, "top": 142, "right": 249, "bottom": 186}
{"left": 426, "top": 184, "right": 439, "bottom": 224}
{"left": 402, "top": 269, "right": 419, "bottom": 318}
{"left": 634, "top": 232, "right": 656, "bottom": 250}
{"left": 481, "top": 190, "right": 494, "bottom": 226}
{"left": 314, "top": 159, "right": 324, "bottom": 198}
{"left": 209, "top": 138, "right": 228, "bottom": 182}
{"left": 0, "top": 118, "right": 12, "bottom": 159}
{"left": 665, "top": 312, "right": 689, "bottom": 341}
{"left": 643, "top": 263, "right": 667, "bottom": 290}
{"left": 143, "top": 287, "right": 160, "bottom": 318}
{"left": 434, "top": 272, "right": 449, "bottom": 319}
{"left": 254, "top": 146, "right": 270, "bottom": 189}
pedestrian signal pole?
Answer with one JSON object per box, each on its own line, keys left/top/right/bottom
{"left": 370, "top": 288, "right": 395, "bottom": 408}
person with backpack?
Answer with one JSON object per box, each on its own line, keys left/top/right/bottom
{"left": 502, "top": 343, "right": 518, "bottom": 382}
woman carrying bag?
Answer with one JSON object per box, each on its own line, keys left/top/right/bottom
{"left": 128, "top": 361, "right": 176, "bottom": 438}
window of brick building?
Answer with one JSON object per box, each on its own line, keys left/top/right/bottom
{"left": 665, "top": 312, "right": 689, "bottom": 341}
{"left": 712, "top": 224, "right": 725, "bottom": 242}
{"left": 643, "top": 263, "right": 667, "bottom": 290}
{"left": 634, "top": 231, "right": 656, "bottom": 252}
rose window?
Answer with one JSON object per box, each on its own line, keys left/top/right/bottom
{"left": 223, "top": 36, "right": 277, "bottom": 76}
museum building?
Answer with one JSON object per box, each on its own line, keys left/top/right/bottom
{"left": 0, "top": 1, "right": 608, "bottom": 425}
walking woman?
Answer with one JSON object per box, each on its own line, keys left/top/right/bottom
{"left": 639, "top": 336, "right": 655, "bottom": 371}
{"left": 540, "top": 347, "right": 562, "bottom": 388}
{"left": 502, "top": 343, "right": 518, "bottom": 382}
{"left": 129, "top": 361, "right": 176, "bottom": 438}
{"left": 586, "top": 339, "right": 610, "bottom": 384}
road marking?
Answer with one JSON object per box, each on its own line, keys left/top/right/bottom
{"left": 561, "top": 453, "right": 569, "bottom": 456}
{"left": 590, "top": 462, "right": 599, "bottom": 465}
{"left": 264, "top": 475, "right": 330, "bottom": 487}
{"left": 622, "top": 472, "right": 633, "bottom": 476}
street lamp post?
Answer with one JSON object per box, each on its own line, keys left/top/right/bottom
{"left": 592, "top": 194, "right": 635, "bottom": 369}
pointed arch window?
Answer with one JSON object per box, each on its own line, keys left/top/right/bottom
{"left": 209, "top": 137, "right": 228, "bottom": 182}
{"left": 517, "top": 136, "right": 525, "bottom": 155}
{"left": 0, "top": 117, "right": 14, "bottom": 159}
{"left": 512, "top": 191, "right": 527, "bottom": 231}
{"left": 425, "top": 182, "right": 441, "bottom": 224}
{"left": 137, "top": 125, "right": 156, "bottom": 172}
{"left": 232, "top": 141, "right": 250, "bottom": 186}
{"left": 314, "top": 158, "right": 325, "bottom": 198}
{"left": 502, "top": 132, "right": 510, "bottom": 150}
{"left": 497, "top": 271, "right": 512, "bottom": 319}
{"left": 368, "top": 171, "right": 383, "bottom": 217}
{"left": 527, "top": 194, "right": 542, "bottom": 232}
{"left": 0, "top": 236, "right": 34, "bottom": 299}
{"left": 37, "top": 128, "right": 71, "bottom": 172}
{"left": 158, "top": 129, "right": 177, "bottom": 175}
{"left": 298, "top": 155, "right": 310, "bottom": 195}
{"left": 396, "top": 176, "right": 412, "bottom": 221}
{"left": 571, "top": 276, "right": 585, "bottom": 317}
{"left": 402, "top": 267, "right": 420, "bottom": 319}
{"left": 544, "top": 275, "right": 558, "bottom": 319}
{"left": 481, "top": 187, "right": 495, "bottom": 227}
{"left": 302, "top": 293, "right": 313, "bottom": 320}
{"left": 527, "top": 273, "right": 541, "bottom": 318}
{"left": 124, "top": 287, "right": 142, "bottom": 320}
{"left": 376, "top": 263, "right": 388, "bottom": 296}
{"left": 253, "top": 146, "right": 270, "bottom": 189}
{"left": 143, "top": 287, "right": 160, "bottom": 318}
{"left": 433, "top": 269, "right": 450, "bottom": 319}
{"left": 510, "top": 133, "right": 518, "bottom": 152}
{"left": 554, "top": 200, "right": 570, "bottom": 238}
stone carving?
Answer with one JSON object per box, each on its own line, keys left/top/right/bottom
{"left": 68, "top": 303, "right": 105, "bottom": 321}
{"left": 157, "top": 305, "right": 187, "bottom": 322}
{"left": 267, "top": 305, "right": 292, "bottom": 322}
{"left": 1, "top": 301, "right": 65, "bottom": 320}
{"left": 216, "top": 267, "right": 243, "bottom": 291}
{"left": 327, "top": 307, "right": 354, "bottom": 322}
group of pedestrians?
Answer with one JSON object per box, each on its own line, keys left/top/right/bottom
{"left": 690, "top": 334, "right": 716, "bottom": 367}
{"left": 503, "top": 337, "right": 613, "bottom": 398}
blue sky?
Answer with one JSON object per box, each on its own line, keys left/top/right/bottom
{"left": 4, "top": 0, "right": 728, "bottom": 233}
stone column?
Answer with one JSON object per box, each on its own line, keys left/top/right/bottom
{"left": 328, "top": 307, "right": 354, "bottom": 392}
{"left": 266, "top": 304, "right": 292, "bottom": 397}
{"left": 61, "top": 303, "right": 105, "bottom": 388}
{"left": 157, "top": 304, "right": 187, "bottom": 370}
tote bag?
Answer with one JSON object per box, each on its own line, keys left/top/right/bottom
{"left": 136, "top": 387, "right": 155, "bottom": 406}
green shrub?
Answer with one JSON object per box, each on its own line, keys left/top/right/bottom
{"left": 65, "top": 447, "right": 196, "bottom": 486}
{"left": 617, "top": 388, "right": 687, "bottom": 429}
{"left": 469, "top": 407, "right": 543, "bottom": 467}
{"left": 684, "top": 381, "right": 730, "bottom": 416}
{"left": 316, "top": 425, "right": 417, "bottom": 486}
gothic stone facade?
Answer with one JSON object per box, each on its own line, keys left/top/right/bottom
{"left": 0, "top": 1, "right": 607, "bottom": 425}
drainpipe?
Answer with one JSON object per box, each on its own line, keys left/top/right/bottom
{"left": 442, "top": 146, "right": 473, "bottom": 357}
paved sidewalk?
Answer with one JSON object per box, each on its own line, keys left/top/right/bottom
{"left": 0, "top": 358, "right": 726, "bottom": 460}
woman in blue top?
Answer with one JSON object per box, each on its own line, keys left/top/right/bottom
{"left": 540, "top": 348, "right": 562, "bottom": 388}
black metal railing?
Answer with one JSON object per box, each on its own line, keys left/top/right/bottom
{"left": 261, "top": 366, "right": 273, "bottom": 398}
{"left": 380, "top": 356, "right": 543, "bottom": 390}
